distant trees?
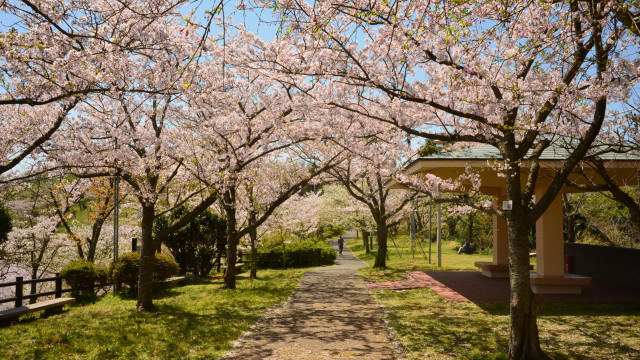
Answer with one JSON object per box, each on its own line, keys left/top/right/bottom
{"left": 0, "top": 204, "right": 11, "bottom": 245}
{"left": 155, "top": 207, "right": 226, "bottom": 277}
{"left": 329, "top": 153, "right": 416, "bottom": 267}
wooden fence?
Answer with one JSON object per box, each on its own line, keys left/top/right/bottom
{"left": 0, "top": 273, "right": 72, "bottom": 309}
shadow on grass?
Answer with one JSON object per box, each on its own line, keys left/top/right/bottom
{"left": 0, "top": 307, "right": 75, "bottom": 328}
{"left": 476, "top": 298, "right": 640, "bottom": 317}
{"left": 379, "top": 288, "right": 510, "bottom": 359}
{"left": 539, "top": 312, "right": 640, "bottom": 359}
{"left": 0, "top": 270, "right": 307, "bottom": 359}
{"left": 457, "top": 295, "right": 640, "bottom": 317}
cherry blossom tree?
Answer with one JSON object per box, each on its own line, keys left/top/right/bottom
{"left": 0, "top": 1, "right": 206, "bottom": 180}
{"left": 50, "top": 18, "right": 220, "bottom": 310}
{"left": 256, "top": 0, "right": 640, "bottom": 357}
{"left": 3, "top": 178, "right": 72, "bottom": 302}
{"left": 314, "top": 184, "right": 374, "bottom": 240}
{"left": 46, "top": 175, "right": 124, "bottom": 263}
{"left": 58, "top": 91, "right": 219, "bottom": 311}
{"left": 328, "top": 138, "right": 417, "bottom": 267}
{"left": 270, "top": 192, "right": 323, "bottom": 241}
{"left": 209, "top": 148, "right": 337, "bottom": 289}
{"left": 179, "top": 33, "right": 345, "bottom": 288}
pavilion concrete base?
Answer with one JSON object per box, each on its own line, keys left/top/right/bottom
{"left": 475, "top": 261, "right": 533, "bottom": 278}
{"left": 530, "top": 272, "right": 592, "bottom": 294}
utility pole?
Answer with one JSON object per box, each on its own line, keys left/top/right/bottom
{"left": 113, "top": 175, "right": 120, "bottom": 293}
{"left": 428, "top": 197, "right": 432, "bottom": 264}
{"left": 437, "top": 202, "right": 442, "bottom": 267}
{"left": 113, "top": 175, "right": 120, "bottom": 262}
{"left": 410, "top": 208, "right": 416, "bottom": 258}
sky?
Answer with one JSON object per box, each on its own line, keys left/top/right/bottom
{"left": 0, "top": 0, "right": 280, "bottom": 40}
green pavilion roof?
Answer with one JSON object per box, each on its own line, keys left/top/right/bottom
{"left": 421, "top": 143, "right": 640, "bottom": 161}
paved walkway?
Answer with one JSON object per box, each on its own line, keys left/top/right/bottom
{"left": 222, "top": 234, "right": 397, "bottom": 360}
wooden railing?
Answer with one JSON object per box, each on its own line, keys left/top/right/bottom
{"left": 0, "top": 273, "right": 72, "bottom": 308}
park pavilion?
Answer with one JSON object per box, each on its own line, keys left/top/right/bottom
{"left": 391, "top": 143, "right": 640, "bottom": 294}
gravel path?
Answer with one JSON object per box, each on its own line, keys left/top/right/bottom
{"left": 222, "top": 234, "right": 397, "bottom": 360}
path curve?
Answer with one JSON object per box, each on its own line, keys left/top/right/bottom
{"left": 222, "top": 235, "right": 397, "bottom": 360}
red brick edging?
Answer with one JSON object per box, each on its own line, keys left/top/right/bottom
{"left": 367, "top": 271, "right": 470, "bottom": 302}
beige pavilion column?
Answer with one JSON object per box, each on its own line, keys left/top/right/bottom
{"left": 534, "top": 182, "right": 565, "bottom": 278}
{"left": 532, "top": 180, "right": 591, "bottom": 294}
{"left": 475, "top": 187, "right": 510, "bottom": 277}
{"left": 492, "top": 189, "right": 508, "bottom": 266}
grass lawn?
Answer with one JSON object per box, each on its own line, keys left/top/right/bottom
{"left": 349, "top": 236, "right": 640, "bottom": 360}
{"left": 0, "top": 268, "right": 308, "bottom": 360}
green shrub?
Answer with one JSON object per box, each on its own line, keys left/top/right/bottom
{"left": 61, "top": 259, "right": 98, "bottom": 297}
{"left": 110, "top": 252, "right": 180, "bottom": 289}
{"left": 109, "top": 252, "right": 139, "bottom": 289}
{"left": 95, "top": 266, "right": 109, "bottom": 290}
{"left": 154, "top": 252, "right": 180, "bottom": 280}
{"left": 95, "top": 266, "right": 109, "bottom": 284}
{"left": 257, "top": 240, "right": 336, "bottom": 269}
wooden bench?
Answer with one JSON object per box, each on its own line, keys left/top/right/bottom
{"left": 162, "top": 275, "right": 192, "bottom": 285}
{"left": 223, "top": 263, "right": 245, "bottom": 274}
{"left": 0, "top": 297, "right": 75, "bottom": 322}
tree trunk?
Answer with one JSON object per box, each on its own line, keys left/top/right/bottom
{"left": 29, "top": 267, "right": 38, "bottom": 304}
{"left": 224, "top": 235, "right": 238, "bottom": 288}
{"left": 507, "top": 213, "right": 543, "bottom": 359}
{"left": 446, "top": 217, "right": 458, "bottom": 239}
{"left": 467, "top": 213, "right": 474, "bottom": 243}
{"left": 87, "top": 217, "right": 106, "bottom": 262}
{"left": 249, "top": 213, "right": 258, "bottom": 280}
{"left": 373, "top": 221, "right": 388, "bottom": 268}
{"left": 136, "top": 205, "right": 157, "bottom": 312}
{"left": 223, "top": 199, "right": 238, "bottom": 289}
{"left": 215, "top": 248, "right": 224, "bottom": 273}
{"left": 363, "top": 229, "right": 370, "bottom": 254}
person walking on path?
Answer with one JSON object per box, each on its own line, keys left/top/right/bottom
{"left": 338, "top": 236, "right": 345, "bottom": 255}
{"left": 222, "top": 237, "right": 397, "bottom": 360}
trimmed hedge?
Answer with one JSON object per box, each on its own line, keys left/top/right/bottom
{"left": 109, "top": 252, "right": 180, "bottom": 289}
{"left": 60, "top": 259, "right": 108, "bottom": 297}
{"left": 257, "top": 240, "right": 336, "bottom": 269}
